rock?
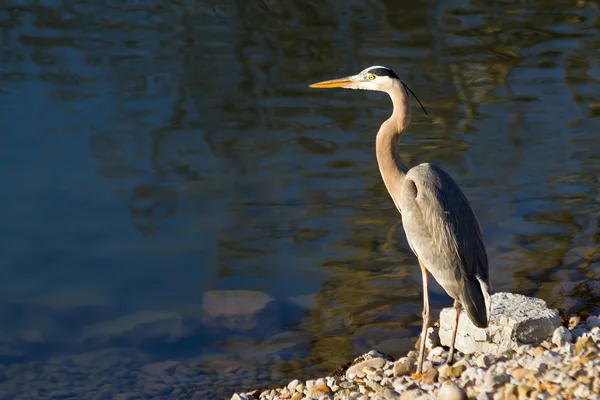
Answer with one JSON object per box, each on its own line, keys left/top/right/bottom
{"left": 517, "top": 385, "right": 535, "bottom": 399}
{"left": 393, "top": 357, "right": 414, "bottom": 376}
{"left": 570, "top": 327, "right": 587, "bottom": 339}
{"left": 80, "top": 311, "right": 194, "bottom": 344}
{"left": 439, "top": 293, "right": 561, "bottom": 355}
{"left": 575, "top": 336, "right": 599, "bottom": 355}
{"left": 288, "top": 379, "right": 301, "bottom": 392}
{"left": 476, "top": 392, "right": 492, "bottom": 400}
{"left": 421, "top": 360, "right": 434, "bottom": 373}
{"left": 400, "top": 389, "right": 425, "bottom": 400}
{"left": 429, "top": 347, "right": 445, "bottom": 358}
{"left": 346, "top": 357, "right": 386, "bottom": 378}
{"left": 436, "top": 381, "right": 467, "bottom": 400}
{"left": 203, "top": 290, "right": 280, "bottom": 333}
{"left": 510, "top": 368, "right": 535, "bottom": 380}
{"left": 307, "top": 384, "right": 332, "bottom": 398}
{"left": 476, "top": 354, "right": 493, "bottom": 369}
{"left": 586, "top": 317, "right": 600, "bottom": 329}
{"left": 551, "top": 326, "right": 572, "bottom": 347}
{"left": 445, "top": 365, "right": 466, "bottom": 378}
{"left": 425, "top": 327, "right": 440, "bottom": 351}
{"left": 231, "top": 394, "right": 251, "bottom": 400}
{"left": 421, "top": 368, "right": 438, "bottom": 385}
{"left": 383, "top": 389, "right": 400, "bottom": 400}
{"left": 503, "top": 384, "right": 518, "bottom": 400}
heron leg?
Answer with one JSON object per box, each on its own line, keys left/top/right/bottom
{"left": 416, "top": 258, "right": 430, "bottom": 375}
{"left": 447, "top": 300, "right": 461, "bottom": 365}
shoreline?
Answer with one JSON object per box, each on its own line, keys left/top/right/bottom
{"left": 231, "top": 312, "right": 600, "bottom": 400}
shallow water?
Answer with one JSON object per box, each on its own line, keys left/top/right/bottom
{"left": 1, "top": 0, "right": 600, "bottom": 398}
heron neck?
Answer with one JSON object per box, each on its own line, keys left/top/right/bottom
{"left": 375, "top": 84, "right": 411, "bottom": 209}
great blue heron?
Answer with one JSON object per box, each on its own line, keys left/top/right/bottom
{"left": 309, "top": 66, "right": 491, "bottom": 374}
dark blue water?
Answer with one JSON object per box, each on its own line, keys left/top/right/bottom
{"left": 1, "top": 0, "right": 600, "bottom": 398}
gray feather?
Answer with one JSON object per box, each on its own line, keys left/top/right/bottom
{"left": 399, "top": 163, "right": 490, "bottom": 327}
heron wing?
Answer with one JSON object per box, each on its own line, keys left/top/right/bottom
{"left": 399, "top": 163, "right": 490, "bottom": 325}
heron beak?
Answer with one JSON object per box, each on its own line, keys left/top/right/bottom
{"left": 309, "top": 75, "right": 359, "bottom": 89}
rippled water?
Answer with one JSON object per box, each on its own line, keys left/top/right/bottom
{"left": 1, "top": 0, "right": 600, "bottom": 398}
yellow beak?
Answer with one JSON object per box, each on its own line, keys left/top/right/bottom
{"left": 309, "top": 76, "right": 357, "bottom": 89}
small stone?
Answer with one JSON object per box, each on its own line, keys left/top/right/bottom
{"left": 492, "top": 373, "right": 510, "bottom": 387}
{"left": 307, "top": 384, "right": 332, "bottom": 398}
{"left": 532, "top": 346, "right": 545, "bottom": 357}
{"left": 421, "top": 368, "right": 438, "bottom": 385}
{"left": 288, "top": 379, "right": 301, "bottom": 392}
{"left": 346, "top": 357, "right": 386, "bottom": 378}
{"left": 421, "top": 360, "right": 434, "bottom": 373}
{"left": 569, "top": 316, "right": 581, "bottom": 329}
{"left": 516, "top": 345, "right": 533, "bottom": 355}
{"left": 529, "top": 390, "right": 539, "bottom": 399}
{"left": 393, "top": 358, "right": 414, "bottom": 377}
{"left": 586, "top": 317, "right": 600, "bottom": 329}
{"left": 574, "top": 384, "right": 591, "bottom": 398}
{"left": 425, "top": 327, "right": 441, "bottom": 351}
{"left": 290, "top": 393, "right": 303, "bottom": 400}
{"left": 577, "top": 375, "right": 591, "bottom": 384}
{"left": 476, "top": 354, "right": 493, "bottom": 369}
{"left": 503, "top": 384, "right": 518, "bottom": 400}
{"left": 400, "top": 389, "right": 425, "bottom": 400}
{"left": 552, "top": 326, "right": 573, "bottom": 346}
{"left": 546, "top": 383, "right": 561, "bottom": 395}
{"left": 510, "top": 368, "right": 535, "bottom": 380}
{"left": 429, "top": 346, "right": 445, "bottom": 358}
{"left": 575, "top": 336, "right": 599, "bottom": 355}
{"left": 436, "top": 381, "right": 467, "bottom": 400}
{"left": 445, "top": 365, "right": 466, "bottom": 378}
{"left": 231, "top": 394, "right": 250, "bottom": 400}
{"left": 383, "top": 389, "right": 400, "bottom": 400}
{"left": 476, "top": 392, "right": 492, "bottom": 400}
{"left": 571, "top": 327, "right": 587, "bottom": 339}
{"left": 516, "top": 385, "right": 534, "bottom": 400}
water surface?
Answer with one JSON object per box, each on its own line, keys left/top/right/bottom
{"left": 1, "top": 0, "right": 600, "bottom": 398}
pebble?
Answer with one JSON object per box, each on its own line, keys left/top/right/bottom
{"left": 347, "top": 357, "right": 387, "bottom": 378}
{"left": 420, "top": 368, "right": 438, "bottom": 385}
{"left": 444, "top": 365, "right": 466, "bottom": 378}
{"left": 393, "top": 358, "right": 414, "bottom": 377}
{"left": 288, "top": 379, "right": 301, "bottom": 392}
{"left": 476, "top": 354, "right": 493, "bottom": 369}
{"left": 552, "top": 326, "right": 573, "bottom": 346}
{"left": 227, "top": 311, "right": 600, "bottom": 400}
{"left": 436, "top": 381, "right": 467, "bottom": 400}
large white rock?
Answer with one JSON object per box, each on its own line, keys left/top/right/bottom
{"left": 439, "top": 292, "right": 561, "bottom": 355}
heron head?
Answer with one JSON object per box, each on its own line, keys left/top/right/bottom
{"left": 309, "top": 65, "right": 399, "bottom": 92}
{"left": 309, "top": 65, "right": 428, "bottom": 115}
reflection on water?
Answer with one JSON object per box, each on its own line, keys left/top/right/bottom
{"left": 1, "top": 0, "right": 600, "bottom": 397}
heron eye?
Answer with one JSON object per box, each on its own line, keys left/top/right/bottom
{"left": 367, "top": 74, "right": 375, "bottom": 80}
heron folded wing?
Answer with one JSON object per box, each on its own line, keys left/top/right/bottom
{"left": 400, "top": 163, "right": 489, "bottom": 290}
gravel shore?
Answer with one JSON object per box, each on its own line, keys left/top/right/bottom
{"left": 231, "top": 314, "right": 600, "bottom": 400}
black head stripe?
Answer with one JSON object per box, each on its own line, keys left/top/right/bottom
{"left": 368, "top": 67, "right": 399, "bottom": 79}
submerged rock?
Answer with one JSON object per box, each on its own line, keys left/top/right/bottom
{"left": 203, "top": 290, "right": 281, "bottom": 334}
{"left": 80, "top": 311, "right": 197, "bottom": 345}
